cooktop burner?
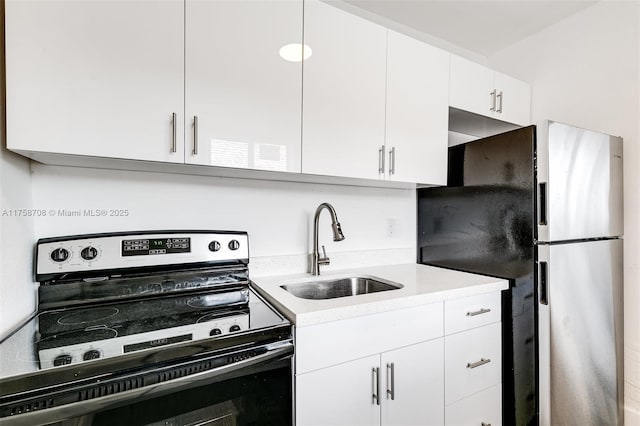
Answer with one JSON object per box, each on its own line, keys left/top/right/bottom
{"left": 56, "top": 307, "right": 120, "bottom": 326}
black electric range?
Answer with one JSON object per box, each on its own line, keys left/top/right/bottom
{"left": 0, "top": 231, "right": 293, "bottom": 426}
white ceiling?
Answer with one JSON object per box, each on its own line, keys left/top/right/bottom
{"left": 343, "top": 0, "right": 598, "bottom": 57}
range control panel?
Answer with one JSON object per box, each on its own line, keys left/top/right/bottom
{"left": 122, "top": 237, "right": 191, "bottom": 256}
{"left": 36, "top": 231, "right": 249, "bottom": 279}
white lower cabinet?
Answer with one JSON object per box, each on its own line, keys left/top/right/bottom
{"left": 444, "top": 292, "right": 503, "bottom": 426}
{"left": 381, "top": 339, "right": 445, "bottom": 426}
{"left": 296, "top": 355, "right": 381, "bottom": 426}
{"left": 296, "top": 340, "right": 444, "bottom": 426}
{"left": 295, "top": 292, "right": 503, "bottom": 426}
{"left": 445, "top": 384, "right": 502, "bottom": 426}
{"left": 445, "top": 322, "right": 502, "bottom": 405}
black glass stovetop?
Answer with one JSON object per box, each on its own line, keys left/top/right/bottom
{"left": 0, "top": 286, "right": 290, "bottom": 388}
{"left": 36, "top": 287, "right": 250, "bottom": 350}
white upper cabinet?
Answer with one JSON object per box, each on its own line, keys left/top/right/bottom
{"left": 494, "top": 71, "right": 532, "bottom": 126}
{"left": 302, "top": 0, "right": 387, "bottom": 180}
{"left": 385, "top": 31, "right": 449, "bottom": 185}
{"left": 449, "top": 55, "right": 495, "bottom": 119}
{"left": 450, "top": 55, "right": 531, "bottom": 125}
{"left": 6, "top": 0, "right": 185, "bottom": 163}
{"left": 185, "top": 0, "right": 303, "bottom": 172}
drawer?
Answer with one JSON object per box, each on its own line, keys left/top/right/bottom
{"left": 444, "top": 291, "right": 501, "bottom": 335}
{"left": 445, "top": 383, "right": 502, "bottom": 426}
{"left": 445, "top": 322, "right": 501, "bottom": 404}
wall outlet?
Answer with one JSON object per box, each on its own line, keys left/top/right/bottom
{"left": 387, "top": 218, "right": 397, "bottom": 237}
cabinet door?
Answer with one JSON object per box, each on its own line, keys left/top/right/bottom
{"left": 302, "top": 0, "right": 387, "bottom": 180}
{"left": 185, "top": 0, "right": 302, "bottom": 172}
{"left": 449, "top": 55, "right": 494, "bottom": 119}
{"left": 381, "top": 339, "right": 445, "bottom": 426}
{"left": 385, "top": 31, "right": 449, "bottom": 185}
{"left": 296, "top": 355, "right": 381, "bottom": 426}
{"left": 494, "top": 72, "right": 531, "bottom": 125}
{"left": 6, "top": 0, "right": 184, "bottom": 163}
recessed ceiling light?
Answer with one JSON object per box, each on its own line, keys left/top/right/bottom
{"left": 279, "top": 43, "right": 312, "bottom": 62}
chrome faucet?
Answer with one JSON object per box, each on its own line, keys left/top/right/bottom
{"left": 311, "top": 203, "right": 345, "bottom": 275}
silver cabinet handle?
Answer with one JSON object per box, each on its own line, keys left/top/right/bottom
{"left": 496, "top": 91, "right": 503, "bottom": 113}
{"left": 389, "top": 147, "right": 396, "bottom": 175}
{"left": 378, "top": 146, "right": 385, "bottom": 174}
{"left": 171, "top": 112, "right": 177, "bottom": 153}
{"left": 372, "top": 367, "right": 380, "bottom": 405}
{"left": 466, "top": 308, "right": 491, "bottom": 317}
{"left": 192, "top": 115, "right": 199, "bottom": 155}
{"left": 467, "top": 358, "right": 491, "bottom": 369}
{"left": 489, "top": 90, "right": 496, "bottom": 112}
{"left": 386, "top": 362, "right": 395, "bottom": 400}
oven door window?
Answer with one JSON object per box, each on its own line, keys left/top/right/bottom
{"left": 51, "top": 362, "right": 292, "bottom": 426}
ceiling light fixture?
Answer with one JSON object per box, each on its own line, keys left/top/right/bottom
{"left": 279, "top": 43, "right": 312, "bottom": 62}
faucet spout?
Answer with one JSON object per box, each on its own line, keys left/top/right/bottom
{"left": 312, "top": 203, "right": 345, "bottom": 275}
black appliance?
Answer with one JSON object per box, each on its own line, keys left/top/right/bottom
{"left": 419, "top": 127, "right": 538, "bottom": 426}
{"left": 418, "top": 122, "right": 624, "bottom": 426}
{"left": 0, "top": 230, "right": 293, "bottom": 426}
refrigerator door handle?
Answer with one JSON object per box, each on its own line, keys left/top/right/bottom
{"left": 538, "top": 183, "right": 548, "bottom": 225}
{"left": 539, "top": 261, "right": 548, "bottom": 305}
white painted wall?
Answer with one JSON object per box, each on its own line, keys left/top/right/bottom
{"left": 489, "top": 1, "right": 640, "bottom": 423}
{"left": 0, "top": 4, "right": 36, "bottom": 338}
{"left": 30, "top": 163, "right": 416, "bottom": 266}
{"left": 0, "top": 151, "right": 36, "bottom": 338}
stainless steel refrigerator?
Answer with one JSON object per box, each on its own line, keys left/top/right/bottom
{"left": 417, "top": 121, "right": 623, "bottom": 426}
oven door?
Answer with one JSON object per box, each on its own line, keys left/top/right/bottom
{"left": 2, "top": 341, "right": 293, "bottom": 426}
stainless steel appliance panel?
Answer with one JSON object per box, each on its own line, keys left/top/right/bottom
{"left": 536, "top": 121, "right": 623, "bottom": 242}
{"left": 537, "top": 239, "right": 623, "bottom": 426}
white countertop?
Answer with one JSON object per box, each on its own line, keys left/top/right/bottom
{"left": 251, "top": 263, "right": 509, "bottom": 327}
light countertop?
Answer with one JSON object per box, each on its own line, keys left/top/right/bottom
{"left": 251, "top": 263, "right": 509, "bottom": 327}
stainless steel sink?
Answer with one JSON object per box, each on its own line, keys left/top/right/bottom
{"left": 280, "top": 276, "right": 403, "bottom": 300}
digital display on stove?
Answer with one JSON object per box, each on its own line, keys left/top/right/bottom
{"left": 123, "top": 334, "right": 192, "bottom": 353}
{"left": 122, "top": 237, "right": 191, "bottom": 257}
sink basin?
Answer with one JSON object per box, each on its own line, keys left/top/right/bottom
{"left": 281, "top": 276, "right": 403, "bottom": 300}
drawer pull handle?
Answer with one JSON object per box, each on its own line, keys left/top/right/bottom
{"left": 372, "top": 367, "right": 380, "bottom": 405}
{"left": 467, "top": 358, "right": 491, "bottom": 369}
{"left": 481, "top": 423, "right": 492, "bottom": 426}
{"left": 386, "top": 362, "right": 395, "bottom": 400}
{"left": 467, "top": 308, "right": 491, "bottom": 317}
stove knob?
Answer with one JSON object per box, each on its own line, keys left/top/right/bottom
{"left": 208, "top": 241, "right": 221, "bottom": 252}
{"left": 50, "top": 248, "right": 70, "bottom": 263}
{"left": 81, "top": 246, "right": 98, "bottom": 261}
{"left": 53, "top": 354, "right": 73, "bottom": 367}
{"left": 210, "top": 328, "right": 222, "bottom": 336}
{"left": 83, "top": 350, "right": 101, "bottom": 361}
{"left": 229, "top": 324, "right": 241, "bottom": 332}
{"left": 228, "top": 240, "right": 240, "bottom": 251}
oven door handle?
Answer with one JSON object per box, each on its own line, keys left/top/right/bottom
{"left": 2, "top": 342, "right": 293, "bottom": 426}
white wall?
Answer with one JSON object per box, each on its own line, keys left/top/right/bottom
{"left": 0, "top": 1, "right": 36, "bottom": 338}
{"left": 489, "top": 1, "right": 640, "bottom": 422}
{"left": 30, "top": 163, "right": 416, "bottom": 266}
{"left": 0, "top": 150, "right": 35, "bottom": 338}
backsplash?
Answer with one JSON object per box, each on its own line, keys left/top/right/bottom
{"left": 29, "top": 164, "right": 416, "bottom": 258}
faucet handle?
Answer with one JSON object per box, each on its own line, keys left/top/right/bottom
{"left": 319, "top": 245, "right": 330, "bottom": 265}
